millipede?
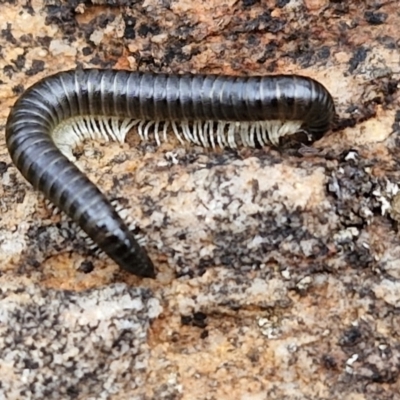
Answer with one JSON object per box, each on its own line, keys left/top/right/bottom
{"left": 5, "top": 68, "right": 335, "bottom": 278}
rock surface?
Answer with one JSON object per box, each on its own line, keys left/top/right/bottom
{"left": 1, "top": 0, "right": 400, "bottom": 399}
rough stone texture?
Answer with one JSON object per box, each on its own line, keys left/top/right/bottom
{"left": 0, "top": 277, "right": 161, "bottom": 399}
{"left": 1, "top": 0, "right": 400, "bottom": 399}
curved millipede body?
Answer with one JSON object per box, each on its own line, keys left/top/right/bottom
{"left": 5, "top": 69, "right": 335, "bottom": 278}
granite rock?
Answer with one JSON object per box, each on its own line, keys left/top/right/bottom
{"left": 1, "top": 0, "right": 400, "bottom": 399}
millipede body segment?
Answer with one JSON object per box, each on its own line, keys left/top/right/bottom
{"left": 5, "top": 69, "right": 335, "bottom": 278}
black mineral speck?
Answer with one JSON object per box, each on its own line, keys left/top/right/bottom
{"left": 392, "top": 110, "right": 400, "bottom": 140}
{"left": 0, "top": 162, "right": 8, "bottom": 175}
{"left": 23, "top": 358, "right": 39, "bottom": 369}
{"left": 322, "top": 354, "right": 337, "bottom": 370}
{"left": 89, "top": 55, "right": 103, "bottom": 65}
{"left": 1, "top": 23, "right": 17, "bottom": 45}
{"left": 181, "top": 312, "right": 208, "bottom": 329}
{"left": 348, "top": 46, "right": 368, "bottom": 73}
{"left": 19, "top": 34, "right": 32, "bottom": 43}
{"left": 137, "top": 23, "right": 161, "bottom": 38}
{"left": 108, "top": 43, "right": 123, "bottom": 58}
{"left": 66, "top": 385, "right": 80, "bottom": 398}
{"left": 37, "top": 35, "right": 52, "bottom": 48}
{"left": 370, "top": 367, "right": 399, "bottom": 384}
{"left": 12, "top": 54, "right": 26, "bottom": 69}
{"left": 44, "top": 5, "right": 77, "bottom": 35}
{"left": 22, "top": 1, "right": 34, "bottom": 15}
{"left": 331, "top": 2, "right": 349, "bottom": 15}
{"left": 364, "top": 11, "right": 387, "bottom": 25}
{"left": 82, "top": 46, "right": 93, "bottom": 56}
{"left": 317, "top": 46, "right": 330, "bottom": 59}
{"left": 200, "top": 330, "right": 209, "bottom": 339}
{"left": 77, "top": 261, "right": 94, "bottom": 274}
{"left": 346, "top": 246, "right": 374, "bottom": 270}
{"left": 377, "top": 35, "right": 397, "bottom": 49}
{"left": 164, "top": 42, "right": 191, "bottom": 65}
{"left": 192, "top": 312, "right": 207, "bottom": 328}
{"left": 123, "top": 16, "right": 136, "bottom": 39}
{"left": 339, "top": 326, "right": 362, "bottom": 347}
{"left": 98, "top": 13, "right": 115, "bottom": 29}
{"left": 26, "top": 59, "right": 45, "bottom": 76}
{"left": 89, "top": 56, "right": 115, "bottom": 68}
{"left": 26, "top": 258, "right": 41, "bottom": 269}
{"left": 242, "top": 0, "right": 258, "bottom": 6}
{"left": 275, "top": 0, "right": 290, "bottom": 7}
{"left": 12, "top": 84, "right": 24, "bottom": 95}
{"left": 180, "top": 315, "right": 192, "bottom": 326}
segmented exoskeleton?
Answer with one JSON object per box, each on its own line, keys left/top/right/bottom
{"left": 5, "top": 69, "right": 335, "bottom": 278}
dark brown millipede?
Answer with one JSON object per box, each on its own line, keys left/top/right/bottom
{"left": 5, "top": 69, "right": 335, "bottom": 278}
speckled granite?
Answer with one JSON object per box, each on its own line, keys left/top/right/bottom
{"left": 1, "top": 0, "right": 400, "bottom": 399}
{"left": 0, "top": 277, "right": 161, "bottom": 399}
